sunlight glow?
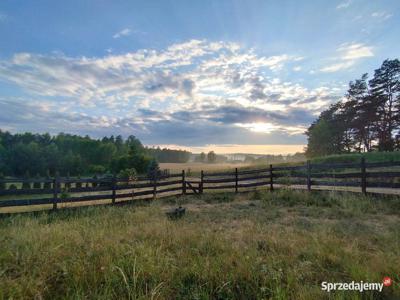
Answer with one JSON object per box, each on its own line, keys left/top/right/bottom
{"left": 236, "top": 122, "right": 279, "bottom": 134}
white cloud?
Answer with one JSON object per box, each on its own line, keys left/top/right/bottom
{"left": 336, "top": 0, "right": 351, "bottom": 9}
{"left": 293, "top": 66, "right": 302, "bottom": 72}
{"left": 320, "top": 42, "right": 373, "bottom": 73}
{"left": 338, "top": 43, "right": 374, "bottom": 60}
{"left": 371, "top": 11, "right": 393, "bottom": 21}
{"left": 0, "top": 40, "right": 339, "bottom": 141}
{"left": 113, "top": 28, "right": 132, "bottom": 39}
{"left": 320, "top": 61, "right": 354, "bottom": 73}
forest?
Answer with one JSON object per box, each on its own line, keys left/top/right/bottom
{"left": 306, "top": 59, "right": 400, "bottom": 157}
{"left": 0, "top": 132, "right": 190, "bottom": 177}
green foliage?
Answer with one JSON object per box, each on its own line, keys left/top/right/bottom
{"left": 8, "top": 184, "right": 17, "bottom": 190}
{"left": 60, "top": 188, "right": 70, "bottom": 200}
{"left": 147, "top": 147, "right": 190, "bottom": 163}
{"left": 117, "top": 168, "right": 137, "bottom": 182}
{"left": 311, "top": 151, "right": 400, "bottom": 164}
{"left": 43, "top": 170, "right": 52, "bottom": 189}
{"left": 33, "top": 173, "right": 41, "bottom": 189}
{"left": 21, "top": 171, "right": 31, "bottom": 189}
{"left": 92, "top": 175, "right": 98, "bottom": 188}
{"left": 306, "top": 59, "right": 400, "bottom": 157}
{"left": 0, "top": 173, "right": 5, "bottom": 190}
{"left": 76, "top": 175, "right": 82, "bottom": 188}
{"left": 88, "top": 164, "right": 106, "bottom": 174}
{"left": 147, "top": 159, "right": 160, "bottom": 181}
{"left": 207, "top": 150, "right": 216, "bottom": 163}
{"left": 0, "top": 131, "right": 189, "bottom": 177}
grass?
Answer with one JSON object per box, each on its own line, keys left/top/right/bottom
{"left": 0, "top": 189, "right": 399, "bottom": 299}
{"left": 311, "top": 151, "right": 400, "bottom": 164}
{"left": 159, "top": 162, "right": 251, "bottom": 175}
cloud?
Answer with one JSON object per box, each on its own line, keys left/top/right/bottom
{"left": 336, "top": 0, "right": 351, "bottom": 9}
{"left": 113, "top": 28, "right": 132, "bottom": 39}
{"left": 0, "top": 40, "right": 339, "bottom": 146}
{"left": 320, "top": 61, "right": 354, "bottom": 73}
{"left": 371, "top": 11, "right": 392, "bottom": 21}
{"left": 338, "top": 43, "right": 374, "bottom": 60}
{"left": 320, "top": 42, "right": 373, "bottom": 73}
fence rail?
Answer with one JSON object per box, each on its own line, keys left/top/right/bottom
{"left": 1, "top": 158, "right": 400, "bottom": 212}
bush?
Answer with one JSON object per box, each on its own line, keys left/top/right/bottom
{"left": 117, "top": 168, "right": 137, "bottom": 183}
{"left": 43, "top": 170, "right": 52, "bottom": 189}
{"left": 76, "top": 175, "right": 82, "bottom": 188}
{"left": 147, "top": 159, "right": 160, "bottom": 181}
{"left": 22, "top": 171, "right": 31, "bottom": 189}
{"left": 8, "top": 184, "right": 17, "bottom": 190}
{"left": 33, "top": 173, "right": 41, "bottom": 189}
{"left": 92, "top": 175, "right": 98, "bottom": 188}
{"left": 89, "top": 165, "right": 106, "bottom": 174}
{"left": 65, "top": 172, "right": 71, "bottom": 189}
{"left": 0, "top": 173, "right": 5, "bottom": 190}
{"left": 100, "top": 173, "right": 114, "bottom": 187}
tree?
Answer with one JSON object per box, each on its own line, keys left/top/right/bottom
{"left": 306, "top": 58, "right": 400, "bottom": 157}
{"left": 199, "top": 152, "right": 206, "bottom": 162}
{"left": 207, "top": 151, "right": 217, "bottom": 163}
{"left": 147, "top": 159, "right": 160, "bottom": 181}
{"left": 369, "top": 59, "right": 400, "bottom": 151}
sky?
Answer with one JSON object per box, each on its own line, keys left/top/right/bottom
{"left": 0, "top": 0, "right": 399, "bottom": 154}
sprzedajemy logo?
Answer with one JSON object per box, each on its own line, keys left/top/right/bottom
{"left": 321, "top": 277, "right": 392, "bottom": 293}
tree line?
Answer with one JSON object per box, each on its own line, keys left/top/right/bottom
{"left": 306, "top": 59, "right": 400, "bottom": 158}
{"left": 0, "top": 131, "right": 190, "bottom": 177}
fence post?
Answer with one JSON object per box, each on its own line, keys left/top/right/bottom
{"left": 153, "top": 174, "right": 157, "bottom": 200}
{"left": 306, "top": 160, "right": 311, "bottom": 192}
{"left": 182, "top": 170, "right": 186, "bottom": 195}
{"left": 269, "top": 164, "right": 274, "bottom": 191}
{"left": 111, "top": 175, "right": 116, "bottom": 205}
{"left": 235, "top": 168, "right": 238, "bottom": 193}
{"left": 361, "top": 157, "right": 367, "bottom": 195}
{"left": 200, "top": 170, "right": 204, "bottom": 194}
{"left": 52, "top": 177, "right": 58, "bottom": 210}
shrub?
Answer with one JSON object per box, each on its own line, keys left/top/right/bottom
{"left": 118, "top": 168, "right": 137, "bottom": 184}
{"left": 22, "top": 171, "right": 31, "bottom": 189}
{"left": 147, "top": 159, "right": 160, "bottom": 181}
{"left": 89, "top": 165, "right": 106, "bottom": 174}
{"left": 76, "top": 175, "right": 82, "bottom": 189}
{"left": 33, "top": 173, "right": 41, "bottom": 189}
{"left": 8, "top": 184, "right": 17, "bottom": 190}
{"left": 65, "top": 172, "right": 71, "bottom": 189}
{"left": 0, "top": 173, "right": 5, "bottom": 190}
{"left": 92, "top": 175, "right": 98, "bottom": 188}
{"left": 43, "top": 170, "right": 52, "bottom": 189}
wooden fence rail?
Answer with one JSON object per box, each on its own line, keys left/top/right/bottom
{"left": 1, "top": 158, "right": 400, "bottom": 212}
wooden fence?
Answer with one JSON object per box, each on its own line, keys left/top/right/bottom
{"left": 1, "top": 158, "right": 400, "bottom": 212}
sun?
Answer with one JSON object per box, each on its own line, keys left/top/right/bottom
{"left": 236, "top": 122, "right": 279, "bottom": 134}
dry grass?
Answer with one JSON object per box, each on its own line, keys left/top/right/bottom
{"left": 0, "top": 190, "right": 399, "bottom": 299}
{"left": 160, "top": 162, "right": 251, "bottom": 174}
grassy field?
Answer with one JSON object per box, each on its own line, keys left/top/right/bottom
{"left": 160, "top": 162, "right": 251, "bottom": 174}
{"left": 0, "top": 189, "right": 399, "bottom": 299}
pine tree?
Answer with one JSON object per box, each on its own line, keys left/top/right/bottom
{"left": 369, "top": 59, "right": 400, "bottom": 151}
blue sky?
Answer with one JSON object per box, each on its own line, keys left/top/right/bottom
{"left": 0, "top": 0, "right": 399, "bottom": 154}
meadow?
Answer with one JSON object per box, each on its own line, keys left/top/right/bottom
{"left": 160, "top": 162, "right": 251, "bottom": 174}
{"left": 0, "top": 189, "right": 399, "bottom": 299}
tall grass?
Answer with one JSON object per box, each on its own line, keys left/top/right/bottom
{"left": 311, "top": 151, "right": 400, "bottom": 164}
{"left": 0, "top": 190, "right": 399, "bottom": 299}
